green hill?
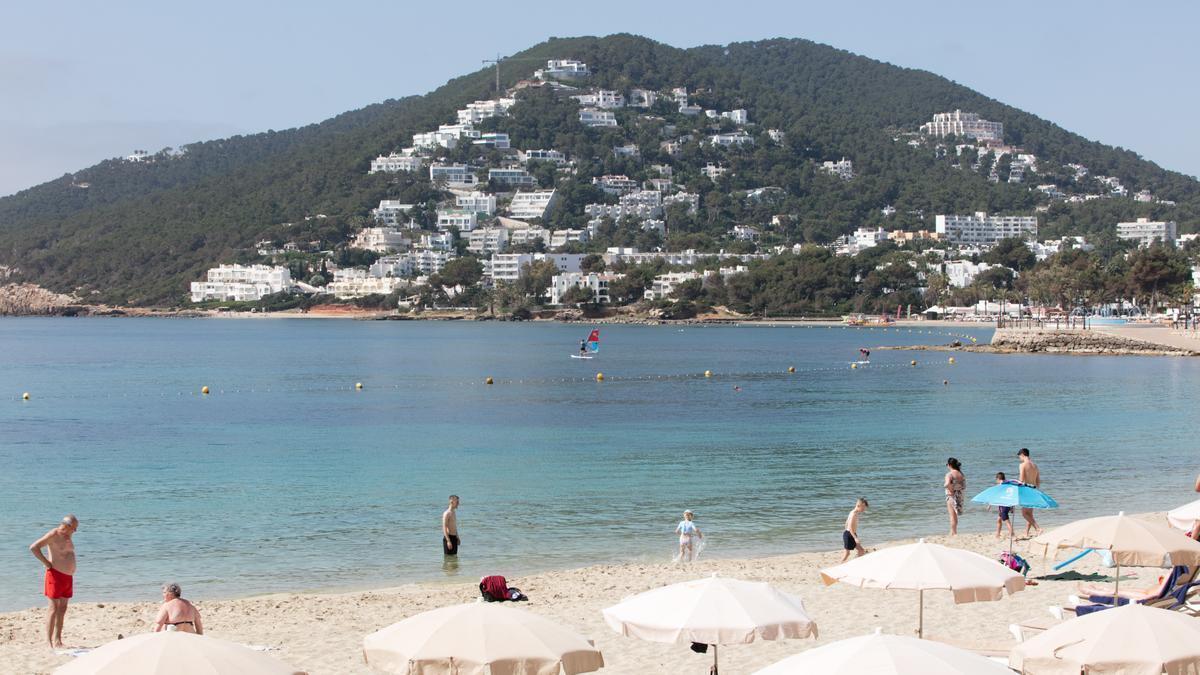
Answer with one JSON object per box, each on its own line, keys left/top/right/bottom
{"left": 0, "top": 34, "right": 1195, "bottom": 305}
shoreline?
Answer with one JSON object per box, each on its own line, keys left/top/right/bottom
{"left": 0, "top": 516, "right": 1173, "bottom": 675}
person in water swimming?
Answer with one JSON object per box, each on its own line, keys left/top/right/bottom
{"left": 858, "top": 348, "right": 870, "bottom": 361}
{"left": 154, "top": 583, "right": 203, "bottom": 634}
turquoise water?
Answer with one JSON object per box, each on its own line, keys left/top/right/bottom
{"left": 1, "top": 318, "right": 1197, "bottom": 611}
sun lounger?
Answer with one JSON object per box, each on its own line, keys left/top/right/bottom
{"left": 1069, "top": 565, "right": 1193, "bottom": 616}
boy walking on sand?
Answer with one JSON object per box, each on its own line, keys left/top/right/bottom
{"left": 994, "top": 473, "right": 1014, "bottom": 540}
{"left": 841, "top": 498, "right": 868, "bottom": 562}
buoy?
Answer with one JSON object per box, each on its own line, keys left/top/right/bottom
{"left": 851, "top": 363, "right": 858, "bottom": 369}
{"left": 943, "top": 379, "right": 949, "bottom": 386}
{"left": 970, "top": 337, "right": 977, "bottom": 343}
{"left": 22, "top": 392, "right": 30, "bottom": 400}
{"left": 201, "top": 386, "right": 210, "bottom": 395}
{"left": 948, "top": 357, "right": 956, "bottom": 364}
{"left": 485, "top": 377, "right": 493, "bottom": 385}
{"left": 704, "top": 370, "right": 712, "bottom": 378}
{"left": 910, "top": 360, "right": 917, "bottom": 366}
{"left": 355, "top": 382, "right": 363, "bottom": 390}
{"left": 787, "top": 366, "right": 795, "bottom": 373}
{"left": 596, "top": 372, "right": 604, "bottom": 382}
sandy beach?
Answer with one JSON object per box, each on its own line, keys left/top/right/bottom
{"left": 0, "top": 523, "right": 1161, "bottom": 674}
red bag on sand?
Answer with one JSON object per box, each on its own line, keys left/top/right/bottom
{"left": 480, "top": 575, "right": 508, "bottom": 602}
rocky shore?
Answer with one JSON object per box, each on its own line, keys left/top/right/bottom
{"left": 881, "top": 328, "right": 1198, "bottom": 356}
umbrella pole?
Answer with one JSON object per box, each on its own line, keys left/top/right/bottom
{"left": 1114, "top": 562, "right": 1120, "bottom": 599}
{"left": 918, "top": 589, "right": 924, "bottom": 639}
{"left": 711, "top": 643, "right": 718, "bottom": 675}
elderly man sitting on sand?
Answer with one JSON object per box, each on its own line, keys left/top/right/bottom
{"left": 154, "top": 583, "right": 203, "bottom": 634}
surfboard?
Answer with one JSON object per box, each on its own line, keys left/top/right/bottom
{"left": 850, "top": 360, "right": 871, "bottom": 365}
{"left": 570, "top": 354, "right": 594, "bottom": 359}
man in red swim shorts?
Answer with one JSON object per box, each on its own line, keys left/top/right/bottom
{"left": 30, "top": 515, "right": 79, "bottom": 648}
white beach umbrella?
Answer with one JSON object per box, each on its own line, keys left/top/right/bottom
{"left": 819, "top": 539, "right": 1024, "bottom": 638}
{"left": 1033, "top": 511, "right": 1200, "bottom": 596}
{"left": 1009, "top": 603, "right": 1200, "bottom": 675}
{"left": 601, "top": 574, "right": 817, "bottom": 674}
{"left": 53, "top": 631, "right": 304, "bottom": 675}
{"left": 753, "top": 630, "right": 1012, "bottom": 675}
{"left": 1167, "top": 498, "right": 1200, "bottom": 533}
{"left": 362, "top": 601, "right": 604, "bottom": 675}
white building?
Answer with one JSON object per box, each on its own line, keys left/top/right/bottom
{"left": 419, "top": 232, "right": 455, "bottom": 252}
{"left": 371, "top": 250, "right": 454, "bottom": 278}
{"left": 584, "top": 203, "right": 662, "bottom": 220}
{"left": 821, "top": 158, "right": 854, "bottom": 180}
{"left": 613, "top": 143, "right": 640, "bottom": 158}
{"left": 456, "top": 98, "right": 515, "bottom": 125}
{"left": 709, "top": 131, "right": 754, "bottom": 147}
{"left": 1116, "top": 217, "right": 1178, "bottom": 247}
{"left": 518, "top": 149, "right": 567, "bottom": 165}
{"left": 509, "top": 190, "right": 559, "bottom": 220}
{"left": 854, "top": 227, "right": 889, "bottom": 250}
{"left": 663, "top": 192, "right": 700, "bottom": 214}
{"left": 593, "top": 175, "right": 638, "bottom": 195}
{"left": 508, "top": 226, "right": 551, "bottom": 247}
{"left": 944, "top": 260, "right": 1008, "bottom": 288}
{"left": 935, "top": 212, "right": 1037, "bottom": 245}
{"left": 535, "top": 59, "right": 590, "bottom": 81}
{"left": 326, "top": 270, "right": 408, "bottom": 299}
{"left": 473, "top": 133, "right": 511, "bottom": 149}
{"left": 732, "top": 225, "right": 759, "bottom": 241}
{"left": 572, "top": 89, "right": 625, "bottom": 109}
{"left": 701, "top": 163, "right": 727, "bottom": 180}
{"left": 430, "top": 164, "right": 478, "bottom": 188}
{"left": 456, "top": 193, "right": 497, "bottom": 215}
{"left": 369, "top": 152, "right": 425, "bottom": 174}
{"left": 549, "top": 229, "right": 589, "bottom": 249}
{"left": 372, "top": 200, "right": 416, "bottom": 227}
{"left": 351, "top": 227, "right": 409, "bottom": 253}
{"left": 413, "top": 124, "right": 480, "bottom": 150}
{"left": 644, "top": 266, "right": 748, "bottom": 301}
{"left": 486, "top": 253, "right": 585, "bottom": 283}
{"left": 549, "top": 272, "right": 620, "bottom": 305}
{"left": 766, "top": 129, "right": 785, "bottom": 143}
{"left": 579, "top": 109, "right": 618, "bottom": 127}
{"left": 629, "top": 89, "right": 657, "bottom": 108}
{"left": 488, "top": 168, "right": 536, "bottom": 188}
{"left": 467, "top": 227, "right": 509, "bottom": 255}
{"left": 436, "top": 209, "right": 478, "bottom": 232}
{"left": 720, "top": 109, "right": 749, "bottom": 125}
{"left": 921, "top": 110, "right": 1004, "bottom": 142}
{"left": 190, "top": 265, "right": 293, "bottom": 303}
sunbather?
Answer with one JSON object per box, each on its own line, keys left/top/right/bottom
{"left": 1076, "top": 566, "right": 1188, "bottom": 603}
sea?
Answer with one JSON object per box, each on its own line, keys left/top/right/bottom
{"left": 1, "top": 317, "right": 1197, "bottom": 611}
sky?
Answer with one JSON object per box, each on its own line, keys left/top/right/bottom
{"left": 2, "top": 0, "right": 1197, "bottom": 197}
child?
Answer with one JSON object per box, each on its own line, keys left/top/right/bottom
{"left": 675, "top": 510, "right": 703, "bottom": 562}
{"left": 841, "top": 498, "right": 868, "bottom": 562}
{"left": 995, "top": 472, "right": 1014, "bottom": 540}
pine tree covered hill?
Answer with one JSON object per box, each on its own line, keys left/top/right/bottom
{"left": 0, "top": 34, "right": 1196, "bottom": 306}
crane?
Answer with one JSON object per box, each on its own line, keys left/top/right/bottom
{"left": 480, "top": 54, "right": 543, "bottom": 93}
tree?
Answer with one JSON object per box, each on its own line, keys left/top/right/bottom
{"left": 438, "top": 257, "right": 483, "bottom": 288}
{"left": 1126, "top": 245, "right": 1193, "bottom": 310}
{"left": 983, "top": 238, "right": 1036, "bottom": 272}
{"left": 559, "top": 284, "right": 595, "bottom": 307}
{"left": 518, "top": 259, "right": 560, "bottom": 304}
{"left": 580, "top": 253, "right": 606, "bottom": 273}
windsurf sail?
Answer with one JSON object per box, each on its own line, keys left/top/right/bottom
{"left": 585, "top": 328, "right": 600, "bottom": 353}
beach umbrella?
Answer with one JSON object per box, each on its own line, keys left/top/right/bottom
{"left": 754, "top": 629, "right": 1012, "bottom": 675}
{"left": 819, "top": 539, "right": 1024, "bottom": 638}
{"left": 1167, "top": 498, "right": 1200, "bottom": 533}
{"left": 53, "top": 631, "right": 304, "bottom": 675}
{"left": 1033, "top": 511, "right": 1200, "bottom": 596}
{"left": 971, "top": 482, "right": 1059, "bottom": 553}
{"left": 363, "top": 601, "right": 603, "bottom": 675}
{"left": 1009, "top": 603, "right": 1200, "bottom": 674}
{"left": 601, "top": 574, "right": 817, "bottom": 674}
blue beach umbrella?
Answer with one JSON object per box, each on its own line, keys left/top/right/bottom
{"left": 972, "top": 482, "right": 1059, "bottom": 553}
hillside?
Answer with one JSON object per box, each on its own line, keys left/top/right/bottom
{"left": 0, "top": 34, "right": 1196, "bottom": 305}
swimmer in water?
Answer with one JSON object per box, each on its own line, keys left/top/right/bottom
{"left": 858, "top": 348, "right": 870, "bottom": 361}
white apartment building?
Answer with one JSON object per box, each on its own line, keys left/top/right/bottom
{"left": 579, "top": 109, "right": 618, "bottom": 127}
{"left": 369, "top": 153, "right": 425, "bottom": 174}
{"left": 854, "top": 227, "right": 889, "bottom": 250}
{"left": 488, "top": 168, "right": 536, "bottom": 188}
{"left": 486, "top": 253, "right": 586, "bottom": 283}
{"left": 351, "top": 227, "right": 409, "bottom": 253}
{"left": 663, "top": 192, "right": 700, "bottom": 214}
{"left": 467, "top": 227, "right": 509, "bottom": 255}
{"left": 371, "top": 250, "right": 454, "bottom": 278}
{"left": 326, "top": 271, "right": 408, "bottom": 299}
{"left": 640, "top": 219, "right": 666, "bottom": 237}
{"left": 621, "top": 190, "right": 662, "bottom": 208}
{"left": 572, "top": 89, "right": 625, "bottom": 109}
{"left": 508, "top": 226, "right": 551, "bottom": 246}
{"left": 518, "top": 149, "right": 567, "bottom": 165}
{"left": 549, "top": 272, "right": 620, "bottom": 305}
{"left": 1116, "top": 217, "right": 1178, "bottom": 247}
{"left": 821, "top": 158, "right": 855, "bottom": 180}
{"left": 646, "top": 178, "right": 673, "bottom": 192}
{"left": 535, "top": 59, "right": 590, "bottom": 80}
{"left": 944, "top": 260, "right": 1007, "bottom": 288}
{"left": 584, "top": 203, "right": 663, "bottom": 220}
{"left": 456, "top": 193, "right": 497, "bottom": 215}
{"left": 629, "top": 89, "right": 657, "bottom": 108}
{"left": 935, "top": 212, "right": 1037, "bottom": 245}
{"left": 920, "top": 110, "right": 1004, "bottom": 142}
{"left": 678, "top": 104, "right": 703, "bottom": 116}
{"left": 190, "top": 265, "right": 293, "bottom": 303}
{"left": 473, "top": 133, "right": 511, "bottom": 149}
{"left": 420, "top": 232, "right": 455, "bottom": 252}
{"left": 549, "top": 229, "right": 589, "bottom": 249}
{"left": 456, "top": 98, "right": 515, "bottom": 125}
{"left": 430, "top": 164, "right": 478, "bottom": 188}
{"left": 372, "top": 201, "right": 416, "bottom": 227}
{"left": 509, "top": 190, "right": 559, "bottom": 220}
{"left": 720, "top": 109, "right": 749, "bottom": 125}
{"left": 613, "top": 144, "right": 640, "bottom": 158}
{"left": 702, "top": 163, "right": 727, "bottom": 179}
{"left": 732, "top": 225, "right": 760, "bottom": 241}
{"left": 644, "top": 266, "right": 749, "bottom": 301}
{"left": 436, "top": 209, "right": 478, "bottom": 232}
{"left": 593, "top": 175, "right": 638, "bottom": 195}
{"left": 709, "top": 131, "right": 754, "bottom": 147}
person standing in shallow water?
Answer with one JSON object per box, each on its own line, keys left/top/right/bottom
{"left": 944, "top": 458, "right": 965, "bottom": 535}
{"left": 442, "top": 495, "right": 460, "bottom": 555}
{"left": 30, "top": 515, "right": 78, "bottom": 648}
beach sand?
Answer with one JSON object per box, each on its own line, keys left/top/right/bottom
{"left": 0, "top": 527, "right": 1151, "bottom": 674}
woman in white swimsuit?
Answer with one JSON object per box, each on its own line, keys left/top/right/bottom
{"left": 675, "top": 510, "right": 703, "bottom": 562}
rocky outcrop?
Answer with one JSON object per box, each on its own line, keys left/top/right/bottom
{"left": 990, "top": 328, "right": 1197, "bottom": 356}
{"left": 0, "top": 284, "right": 90, "bottom": 316}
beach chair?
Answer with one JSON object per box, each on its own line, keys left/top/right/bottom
{"left": 1071, "top": 565, "right": 1193, "bottom": 616}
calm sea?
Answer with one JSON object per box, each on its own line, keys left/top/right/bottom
{"left": 0, "top": 318, "right": 1196, "bottom": 611}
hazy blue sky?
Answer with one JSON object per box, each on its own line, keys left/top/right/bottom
{"left": 2, "top": 0, "right": 1196, "bottom": 196}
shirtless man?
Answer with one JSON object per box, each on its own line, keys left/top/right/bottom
{"left": 1018, "top": 449, "right": 1042, "bottom": 537}
{"left": 442, "top": 495, "right": 460, "bottom": 556}
{"left": 154, "top": 583, "right": 204, "bottom": 634}
{"left": 29, "top": 515, "right": 78, "bottom": 648}
{"left": 841, "top": 498, "right": 868, "bottom": 562}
